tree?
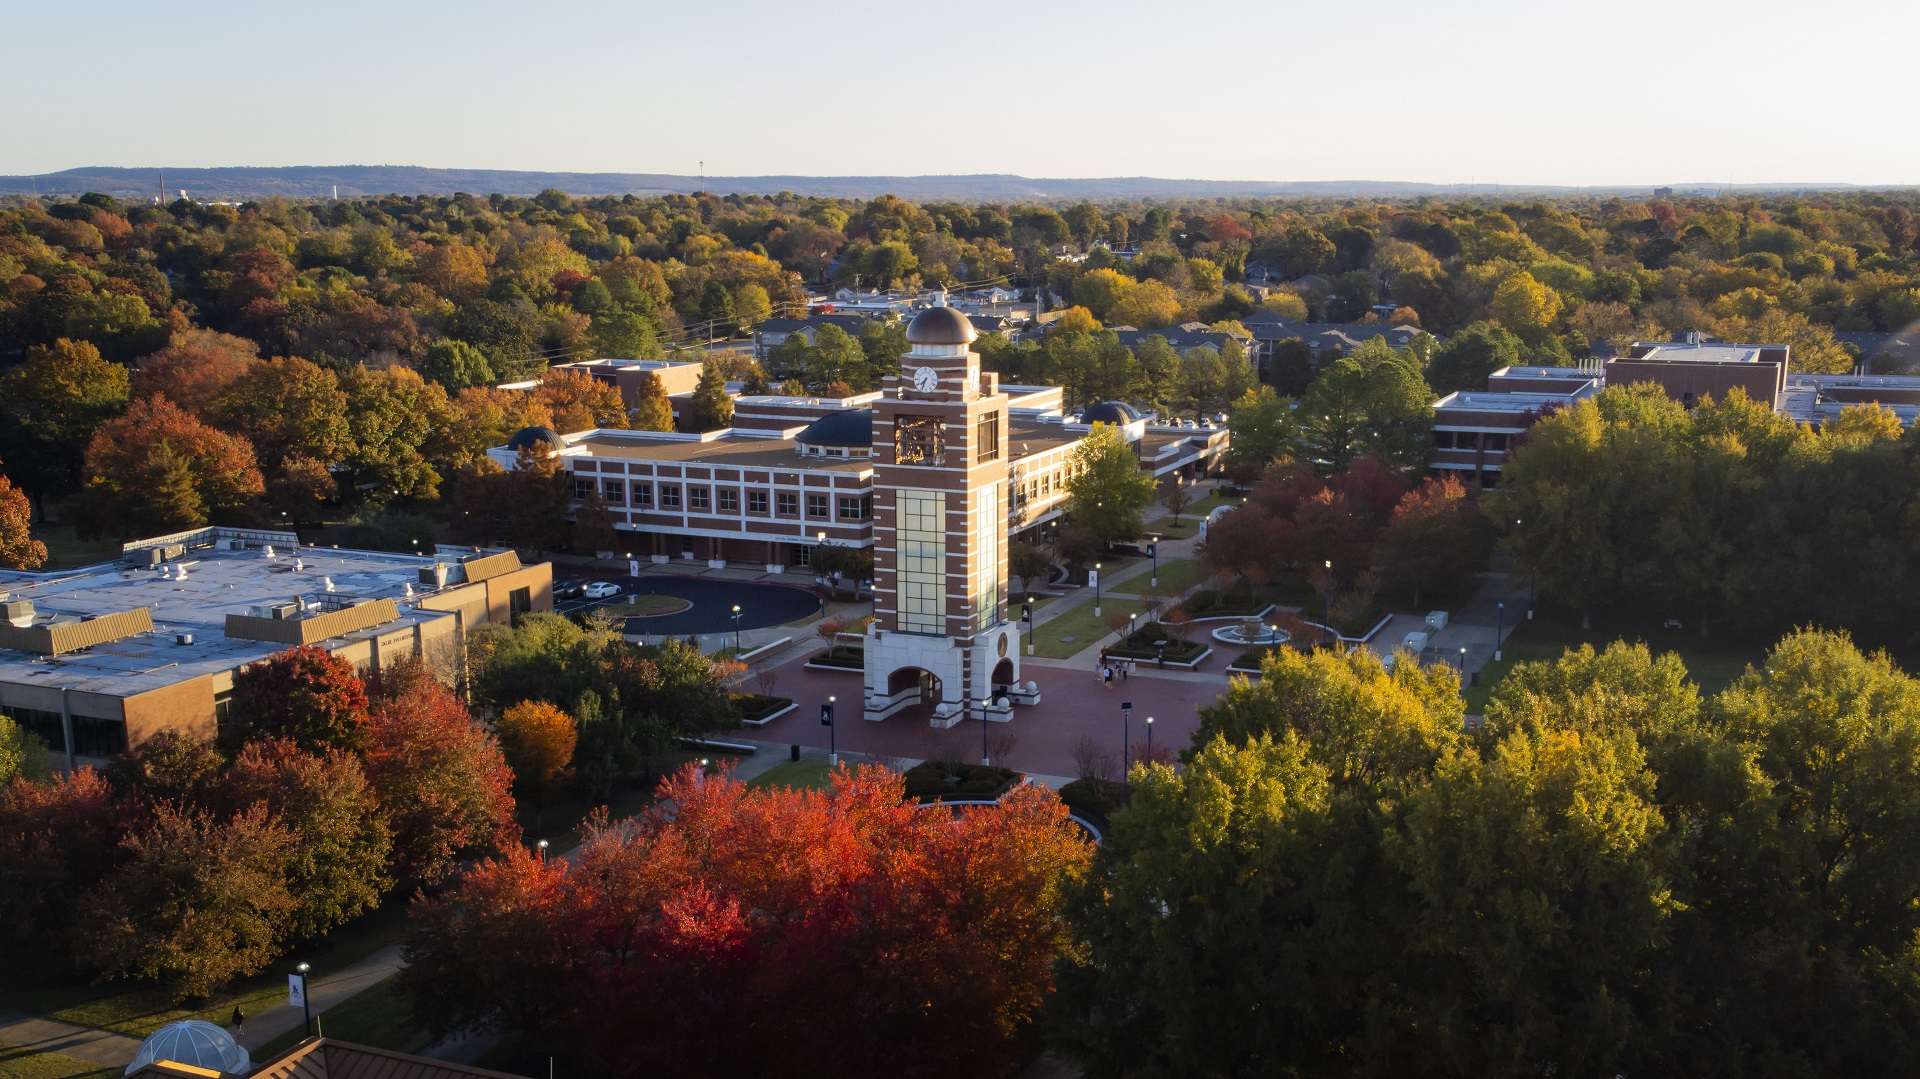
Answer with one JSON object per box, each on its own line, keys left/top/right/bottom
{"left": 1066, "top": 422, "right": 1157, "bottom": 544}
{"left": 399, "top": 765, "right": 1089, "bottom": 1078}
{"left": 0, "top": 767, "right": 128, "bottom": 968}
{"left": 697, "top": 279, "right": 735, "bottom": 332}
{"left": 220, "top": 738, "right": 391, "bottom": 939}
{"left": 1226, "top": 386, "right": 1299, "bottom": 467}
{"left": 1111, "top": 278, "right": 1181, "bottom": 329}
{"left": 1429, "top": 320, "right": 1525, "bottom": 394}
{"left": 688, "top": 364, "right": 734, "bottom": 431}
{"left": 229, "top": 645, "right": 371, "bottom": 752}
{"left": 1490, "top": 270, "right": 1563, "bottom": 346}
{"left": 130, "top": 330, "right": 258, "bottom": 415}
{"left": 496, "top": 701, "right": 579, "bottom": 797}
{"left": 419, "top": 339, "right": 495, "bottom": 391}
{"left": 536, "top": 369, "right": 627, "bottom": 432}
{"left": 0, "top": 339, "right": 131, "bottom": 515}
{"left": 214, "top": 356, "right": 353, "bottom": 468}
{"left": 78, "top": 395, "right": 264, "bottom": 536}
{"left": 77, "top": 805, "right": 298, "bottom": 1002}
{"left": 1008, "top": 541, "right": 1053, "bottom": 601}
{"left": 628, "top": 371, "right": 675, "bottom": 431}
{"left": 364, "top": 662, "right": 519, "bottom": 886}
{"left": 104, "top": 729, "right": 224, "bottom": 810}
{"left": 1051, "top": 306, "right": 1102, "bottom": 335}
{"left": 1374, "top": 475, "right": 1492, "bottom": 605}
{"left": 572, "top": 488, "right": 621, "bottom": 555}
{"left": 1299, "top": 353, "right": 1435, "bottom": 472}
{"left": 0, "top": 462, "right": 48, "bottom": 570}
{"left": 1157, "top": 478, "right": 1194, "bottom": 526}
{"left": 732, "top": 282, "right": 772, "bottom": 326}
{"left": 339, "top": 365, "right": 456, "bottom": 500}
{"left": 0, "top": 715, "right": 51, "bottom": 787}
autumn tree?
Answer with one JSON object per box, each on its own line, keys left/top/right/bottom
{"left": 77, "top": 395, "right": 264, "bottom": 537}
{"left": 214, "top": 356, "right": 353, "bottom": 468}
{"left": 628, "top": 371, "right": 675, "bottom": 431}
{"left": 1157, "top": 478, "right": 1193, "bottom": 526}
{"left": 220, "top": 737, "right": 391, "bottom": 939}
{"left": 495, "top": 701, "right": 579, "bottom": 798}
{"left": 400, "top": 765, "right": 1089, "bottom": 1078}
{"left": 364, "top": 662, "right": 519, "bottom": 885}
{"left": 1374, "top": 474, "right": 1492, "bottom": 605}
{"left": 130, "top": 329, "right": 258, "bottom": 415}
{"left": 77, "top": 805, "right": 298, "bottom": 1002}
{"left": 229, "top": 645, "right": 372, "bottom": 752}
{"left": 0, "top": 461, "right": 48, "bottom": 570}
{"left": 0, "top": 768, "right": 129, "bottom": 968}
{"left": 536, "top": 369, "right": 628, "bottom": 432}
{"left": 1489, "top": 270, "right": 1564, "bottom": 346}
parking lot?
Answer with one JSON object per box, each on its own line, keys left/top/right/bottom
{"left": 554, "top": 575, "right": 824, "bottom": 635}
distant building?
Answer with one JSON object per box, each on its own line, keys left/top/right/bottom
{"left": 1430, "top": 379, "right": 1601, "bottom": 487}
{"left": 548, "top": 356, "right": 705, "bottom": 409}
{"left": 754, "top": 313, "right": 885, "bottom": 360}
{"left": 0, "top": 527, "right": 552, "bottom": 768}
{"left": 1610, "top": 336, "right": 1789, "bottom": 409}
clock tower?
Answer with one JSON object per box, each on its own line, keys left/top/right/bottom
{"left": 862, "top": 297, "right": 1027, "bottom": 728}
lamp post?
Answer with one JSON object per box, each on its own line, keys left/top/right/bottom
{"left": 294, "top": 961, "right": 313, "bottom": 1038}
{"left": 1094, "top": 561, "right": 1103, "bottom": 617}
{"left": 1322, "top": 559, "right": 1333, "bottom": 632}
{"left": 1147, "top": 536, "right": 1159, "bottom": 588}
{"left": 1022, "top": 602, "right": 1033, "bottom": 656}
{"left": 815, "top": 530, "right": 827, "bottom": 587}
{"left": 822, "top": 695, "right": 837, "bottom": 765}
{"left": 732, "top": 604, "right": 742, "bottom": 656}
{"left": 1459, "top": 646, "right": 1468, "bottom": 673}
{"left": 536, "top": 838, "right": 549, "bottom": 860}
{"left": 1494, "top": 601, "right": 1505, "bottom": 662}
{"left": 1122, "top": 699, "right": 1132, "bottom": 775}
{"left": 1145, "top": 715, "right": 1155, "bottom": 762}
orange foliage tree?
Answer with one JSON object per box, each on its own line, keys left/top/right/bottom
{"left": 400, "top": 764, "right": 1090, "bottom": 1078}
{"left": 78, "top": 394, "right": 264, "bottom": 535}
{"left": 0, "top": 460, "right": 46, "bottom": 570}
{"left": 495, "top": 701, "right": 578, "bottom": 794}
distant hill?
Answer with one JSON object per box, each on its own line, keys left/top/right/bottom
{"left": 0, "top": 166, "right": 1888, "bottom": 202}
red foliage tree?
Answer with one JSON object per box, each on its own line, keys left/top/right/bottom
{"left": 82, "top": 394, "right": 265, "bottom": 528}
{"left": 230, "top": 645, "right": 371, "bottom": 752}
{"left": 401, "top": 765, "right": 1090, "bottom": 1079}
{"left": 130, "top": 329, "right": 258, "bottom": 416}
{"left": 1331, "top": 453, "right": 1411, "bottom": 535}
{"left": 0, "top": 768, "right": 135, "bottom": 966}
{"left": 1375, "top": 474, "right": 1494, "bottom": 605}
{"left": 1248, "top": 460, "right": 1325, "bottom": 521}
{"left": 363, "top": 667, "right": 519, "bottom": 886}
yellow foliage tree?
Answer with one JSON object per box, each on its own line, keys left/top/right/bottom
{"left": 496, "top": 700, "right": 578, "bottom": 793}
{"left": 1489, "top": 271, "right": 1562, "bottom": 345}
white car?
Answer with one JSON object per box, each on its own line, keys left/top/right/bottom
{"left": 582, "top": 581, "right": 622, "bottom": 600}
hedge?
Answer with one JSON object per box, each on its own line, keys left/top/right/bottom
{"left": 903, "top": 761, "right": 1021, "bottom": 801}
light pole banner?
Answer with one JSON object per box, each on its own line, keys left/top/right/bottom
{"left": 1088, "top": 569, "right": 1099, "bottom": 590}
{"left": 288, "top": 974, "right": 307, "bottom": 1008}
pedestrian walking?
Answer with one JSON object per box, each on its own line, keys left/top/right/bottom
{"left": 1103, "top": 666, "right": 1114, "bottom": 687}
{"left": 231, "top": 1006, "right": 245, "bottom": 1036}
{"left": 1121, "top": 660, "right": 1130, "bottom": 681}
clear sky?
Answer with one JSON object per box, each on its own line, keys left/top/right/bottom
{"left": 3, "top": 0, "right": 1916, "bottom": 187}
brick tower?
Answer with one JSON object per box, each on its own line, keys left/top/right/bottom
{"left": 862, "top": 297, "right": 1023, "bottom": 728}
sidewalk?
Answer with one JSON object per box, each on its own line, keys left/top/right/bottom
{"left": 0, "top": 1010, "right": 145, "bottom": 1069}
{"left": 237, "top": 944, "right": 406, "bottom": 1053}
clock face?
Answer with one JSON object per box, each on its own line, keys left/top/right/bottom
{"left": 913, "top": 365, "right": 939, "bottom": 392}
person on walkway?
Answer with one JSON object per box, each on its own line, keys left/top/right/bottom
{"left": 1121, "top": 660, "right": 1130, "bottom": 681}
{"left": 1103, "top": 666, "right": 1114, "bottom": 687}
{"left": 231, "top": 1006, "right": 245, "bottom": 1036}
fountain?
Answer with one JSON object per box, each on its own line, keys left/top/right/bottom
{"left": 1212, "top": 616, "right": 1291, "bottom": 647}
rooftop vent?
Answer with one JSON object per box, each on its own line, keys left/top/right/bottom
{"left": 3, "top": 599, "right": 34, "bottom": 628}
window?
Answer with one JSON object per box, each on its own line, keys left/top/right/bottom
{"left": 1432, "top": 431, "right": 1454, "bottom": 449}
{"left": 602, "top": 478, "right": 625, "bottom": 503}
{"left": 777, "top": 492, "right": 798, "bottom": 516}
{"left": 838, "top": 495, "right": 868, "bottom": 520}
{"left": 1485, "top": 433, "right": 1509, "bottom": 451}
{"left": 975, "top": 411, "right": 1000, "bottom": 462}
{"left": 894, "top": 414, "right": 944, "bottom": 465}
{"left": 748, "top": 490, "right": 769, "bottom": 513}
{"left": 689, "top": 487, "right": 710, "bottom": 511}
{"left": 2, "top": 706, "right": 64, "bottom": 752}
{"left": 793, "top": 543, "right": 812, "bottom": 567}
{"left": 660, "top": 484, "right": 681, "bottom": 508}
{"left": 71, "top": 716, "right": 127, "bottom": 759}
{"left": 719, "top": 489, "right": 739, "bottom": 512}
{"left": 897, "top": 489, "right": 947, "bottom": 634}
{"left": 572, "top": 477, "right": 594, "bottom": 500}
{"left": 807, "top": 493, "right": 830, "bottom": 518}
{"left": 509, "top": 586, "right": 531, "bottom": 617}
{"left": 634, "top": 483, "right": 653, "bottom": 507}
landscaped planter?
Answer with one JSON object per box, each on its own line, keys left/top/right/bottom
{"left": 902, "top": 761, "right": 1023, "bottom": 802}
{"left": 733, "top": 693, "right": 796, "bottom": 726}
{"left": 804, "top": 645, "right": 865, "bottom": 671}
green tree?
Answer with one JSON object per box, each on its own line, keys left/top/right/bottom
{"left": 0, "top": 339, "right": 131, "bottom": 515}
{"left": 589, "top": 309, "right": 662, "bottom": 361}
{"left": 0, "top": 716, "right": 52, "bottom": 787}
{"left": 1225, "top": 386, "right": 1299, "bottom": 466}
{"left": 419, "top": 339, "right": 496, "bottom": 391}
{"left": 1065, "top": 423, "right": 1156, "bottom": 544}
{"left": 628, "top": 371, "right": 675, "bottom": 431}
{"left": 1429, "top": 320, "right": 1526, "bottom": 394}
{"left": 688, "top": 364, "right": 734, "bottom": 431}
{"left": 697, "top": 280, "right": 736, "bottom": 333}
{"left": 215, "top": 356, "right": 353, "bottom": 467}
{"left": 1299, "top": 352, "right": 1434, "bottom": 471}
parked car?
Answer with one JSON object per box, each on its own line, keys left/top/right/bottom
{"left": 553, "top": 580, "right": 585, "bottom": 600}
{"left": 582, "top": 581, "right": 622, "bottom": 600}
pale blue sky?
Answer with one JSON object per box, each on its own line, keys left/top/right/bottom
{"left": 3, "top": 0, "right": 1915, "bottom": 186}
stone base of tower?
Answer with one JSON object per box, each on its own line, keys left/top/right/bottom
{"left": 861, "top": 622, "right": 1029, "bottom": 727}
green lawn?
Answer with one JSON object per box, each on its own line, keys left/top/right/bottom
{"left": 1146, "top": 516, "right": 1199, "bottom": 540}
{"left": 0, "top": 1044, "right": 118, "bottom": 1079}
{"left": 1115, "top": 558, "right": 1204, "bottom": 596}
{"left": 1030, "top": 598, "right": 1150, "bottom": 659}
{"left": 251, "top": 976, "right": 428, "bottom": 1060}
{"left": 0, "top": 901, "right": 408, "bottom": 1041}
{"left": 745, "top": 759, "right": 835, "bottom": 792}
{"left": 1462, "top": 607, "right": 1768, "bottom": 714}
{"left": 24, "top": 522, "right": 120, "bottom": 570}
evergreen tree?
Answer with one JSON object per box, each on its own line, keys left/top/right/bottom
{"left": 688, "top": 365, "right": 734, "bottom": 431}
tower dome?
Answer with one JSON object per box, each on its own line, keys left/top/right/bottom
{"left": 905, "top": 305, "right": 976, "bottom": 346}
{"left": 505, "top": 425, "right": 566, "bottom": 454}
{"left": 1081, "top": 401, "right": 1143, "bottom": 426}
{"left": 125, "top": 1021, "right": 251, "bottom": 1077}
{"left": 795, "top": 408, "right": 873, "bottom": 449}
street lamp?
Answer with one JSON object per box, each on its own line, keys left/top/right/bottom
{"left": 1094, "top": 561, "right": 1103, "bottom": 617}
{"left": 1322, "top": 559, "right": 1333, "bottom": 631}
{"left": 822, "top": 695, "right": 837, "bottom": 765}
{"left": 536, "top": 838, "right": 549, "bottom": 859}
{"left": 1459, "top": 646, "right": 1468, "bottom": 672}
{"left": 294, "top": 961, "right": 313, "bottom": 1037}
{"left": 1147, "top": 535, "right": 1159, "bottom": 588}
{"left": 1022, "top": 601, "right": 1034, "bottom": 656}
{"left": 1122, "top": 699, "right": 1132, "bottom": 775}
{"left": 1494, "top": 601, "right": 1505, "bottom": 662}
{"left": 732, "top": 604, "right": 742, "bottom": 656}
{"left": 1145, "top": 715, "right": 1155, "bottom": 761}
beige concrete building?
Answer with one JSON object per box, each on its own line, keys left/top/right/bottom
{"left": 0, "top": 526, "right": 551, "bottom": 768}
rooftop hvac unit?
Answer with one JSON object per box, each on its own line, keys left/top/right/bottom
{"left": 418, "top": 563, "right": 450, "bottom": 589}
{"left": 248, "top": 601, "right": 300, "bottom": 620}
{"left": 221, "top": 538, "right": 246, "bottom": 551}
{"left": 3, "top": 599, "right": 33, "bottom": 628}
{"left": 127, "top": 547, "right": 166, "bottom": 568}
{"left": 175, "top": 633, "right": 194, "bottom": 646}
{"left": 161, "top": 544, "right": 187, "bottom": 561}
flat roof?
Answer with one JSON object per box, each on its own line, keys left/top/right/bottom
{"left": 1625, "top": 343, "right": 1770, "bottom": 365}
{"left": 1490, "top": 365, "right": 1604, "bottom": 380}
{"left": 1778, "top": 385, "right": 1920, "bottom": 428}
{"left": 570, "top": 429, "right": 872, "bottom": 472}
{"left": 1790, "top": 372, "right": 1920, "bottom": 391}
{"left": 0, "top": 542, "right": 486, "bottom": 697}
{"left": 559, "top": 357, "right": 702, "bottom": 370}
{"left": 1436, "top": 390, "right": 1589, "bottom": 413}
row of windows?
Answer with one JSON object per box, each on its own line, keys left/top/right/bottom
{"left": 1432, "top": 431, "right": 1511, "bottom": 451}
{"left": 1, "top": 707, "right": 128, "bottom": 757}
{"left": 576, "top": 477, "right": 869, "bottom": 520}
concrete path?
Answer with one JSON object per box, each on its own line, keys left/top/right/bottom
{"left": 236, "top": 944, "right": 406, "bottom": 1053}
{"left": 0, "top": 1010, "right": 145, "bottom": 1069}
